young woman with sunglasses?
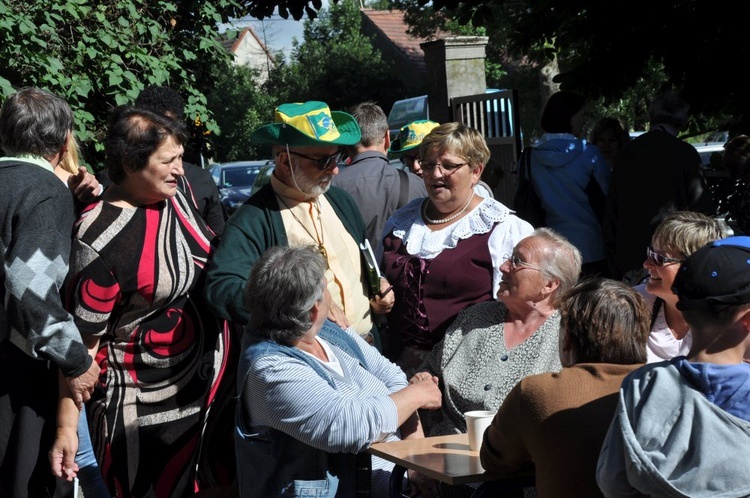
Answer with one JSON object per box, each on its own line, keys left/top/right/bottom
{"left": 635, "top": 211, "right": 725, "bottom": 362}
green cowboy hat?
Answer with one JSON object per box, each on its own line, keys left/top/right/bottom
{"left": 251, "top": 101, "right": 361, "bottom": 147}
{"left": 388, "top": 120, "right": 441, "bottom": 154}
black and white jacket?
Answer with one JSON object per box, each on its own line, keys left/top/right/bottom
{"left": 0, "top": 157, "right": 91, "bottom": 377}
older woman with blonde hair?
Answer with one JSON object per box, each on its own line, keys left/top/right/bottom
{"left": 380, "top": 122, "right": 533, "bottom": 376}
{"left": 637, "top": 210, "right": 726, "bottom": 362}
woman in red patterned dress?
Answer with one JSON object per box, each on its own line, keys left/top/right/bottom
{"left": 65, "top": 106, "right": 228, "bottom": 497}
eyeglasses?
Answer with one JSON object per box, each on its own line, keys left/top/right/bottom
{"left": 646, "top": 246, "right": 685, "bottom": 266}
{"left": 420, "top": 161, "right": 468, "bottom": 175}
{"left": 288, "top": 149, "right": 346, "bottom": 171}
{"left": 504, "top": 254, "right": 543, "bottom": 273}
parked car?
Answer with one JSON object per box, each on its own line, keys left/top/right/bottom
{"left": 209, "top": 160, "right": 272, "bottom": 214}
{"left": 693, "top": 141, "right": 725, "bottom": 168}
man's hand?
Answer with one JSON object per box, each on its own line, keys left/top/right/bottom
{"left": 68, "top": 166, "right": 102, "bottom": 204}
{"left": 327, "top": 302, "right": 351, "bottom": 329}
{"left": 370, "top": 277, "right": 395, "bottom": 314}
{"left": 65, "top": 360, "right": 100, "bottom": 411}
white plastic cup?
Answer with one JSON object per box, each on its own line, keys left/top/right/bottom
{"left": 464, "top": 410, "right": 496, "bottom": 452}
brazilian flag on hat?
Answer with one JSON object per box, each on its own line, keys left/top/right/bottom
{"left": 251, "top": 101, "right": 361, "bottom": 147}
{"left": 389, "top": 120, "right": 440, "bottom": 155}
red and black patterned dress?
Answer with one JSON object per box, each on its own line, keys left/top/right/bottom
{"left": 66, "top": 191, "right": 229, "bottom": 497}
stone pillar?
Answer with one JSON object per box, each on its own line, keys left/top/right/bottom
{"left": 420, "top": 36, "right": 489, "bottom": 124}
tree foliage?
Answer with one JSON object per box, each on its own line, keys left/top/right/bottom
{"left": 0, "top": 0, "right": 246, "bottom": 167}
{"left": 247, "top": 0, "right": 749, "bottom": 136}
{"left": 265, "top": 0, "right": 406, "bottom": 117}
{"left": 203, "top": 60, "right": 276, "bottom": 161}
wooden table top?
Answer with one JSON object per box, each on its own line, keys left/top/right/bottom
{"left": 368, "top": 433, "right": 527, "bottom": 486}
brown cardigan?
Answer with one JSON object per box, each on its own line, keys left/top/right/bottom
{"left": 479, "top": 363, "right": 642, "bottom": 498}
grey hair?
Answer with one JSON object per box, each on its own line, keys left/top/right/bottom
{"left": 0, "top": 87, "right": 73, "bottom": 158}
{"left": 348, "top": 101, "right": 388, "bottom": 148}
{"left": 244, "top": 245, "right": 327, "bottom": 345}
{"left": 532, "top": 228, "right": 583, "bottom": 305}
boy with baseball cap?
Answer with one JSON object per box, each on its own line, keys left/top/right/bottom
{"left": 597, "top": 236, "right": 750, "bottom": 496}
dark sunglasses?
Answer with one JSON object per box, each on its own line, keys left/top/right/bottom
{"left": 646, "top": 246, "right": 684, "bottom": 266}
{"left": 288, "top": 149, "right": 346, "bottom": 171}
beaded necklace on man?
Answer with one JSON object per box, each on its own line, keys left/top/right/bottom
{"left": 275, "top": 193, "right": 329, "bottom": 265}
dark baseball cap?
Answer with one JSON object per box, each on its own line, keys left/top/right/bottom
{"left": 674, "top": 236, "right": 750, "bottom": 311}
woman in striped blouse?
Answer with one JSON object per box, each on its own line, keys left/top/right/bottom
{"left": 236, "top": 245, "right": 442, "bottom": 498}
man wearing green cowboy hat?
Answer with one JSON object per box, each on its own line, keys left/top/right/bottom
{"left": 205, "top": 101, "right": 394, "bottom": 343}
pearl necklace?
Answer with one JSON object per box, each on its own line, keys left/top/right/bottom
{"left": 422, "top": 192, "right": 475, "bottom": 224}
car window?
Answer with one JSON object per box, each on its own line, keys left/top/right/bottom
{"left": 223, "top": 167, "right": 260, "bottom": 188}
{"left": 250, "top": 163, "right": 274, "bottom": 197}
{"left": 210, "top": 167, "right": 220, "bottom": 185}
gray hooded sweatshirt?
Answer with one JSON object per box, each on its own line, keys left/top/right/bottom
{"left": 596, "top": 359, "right": 750, "bottom": 497}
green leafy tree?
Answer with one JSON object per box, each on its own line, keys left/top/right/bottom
{"left": 203, "top": 59, "right": 276, "bottom": 161}
{"left": 0, "top": 0, "right": 245, "bottom": 168}
{"left": 246, "top": 0, "right": 748, "bottom": 136}
{"left": 265, "top": 0, "right": 407, "bottom": 118}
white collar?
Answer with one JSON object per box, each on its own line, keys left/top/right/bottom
{"left": 387, "top": 197, "right": 511, "bottom": 259}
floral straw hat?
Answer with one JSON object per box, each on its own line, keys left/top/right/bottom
{"left": 250, "top": 101, "right": 361, "bottom": 147}
{"left": 388, "top": 120, "right": 440, "bottom": 154}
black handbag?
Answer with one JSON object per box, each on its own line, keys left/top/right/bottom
{"left": 513, "top": 147, "right": 546, "bottom": 227}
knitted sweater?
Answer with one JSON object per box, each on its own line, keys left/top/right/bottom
{"left": 422, "top": 300, "right": 562, "bottom": 436}
{"left": 0, "top": 158, "right": 91, "bottom": 376}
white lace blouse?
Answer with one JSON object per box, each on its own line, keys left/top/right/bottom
{"left": 379, "top": 197, "right": 534, "bottom": 298}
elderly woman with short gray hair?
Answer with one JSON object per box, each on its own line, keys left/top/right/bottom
{"left": 415, "top": 228, "right": 581, "bottom": 497}
{"left": 420, "top": 228, "right": 582, "bottom": 438}
{"left": 235, "top": 245, "right": 442, "bottom": 498}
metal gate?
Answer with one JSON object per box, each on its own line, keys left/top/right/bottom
{"left": 451, "top": 89, "right": 522, "bottom": 207}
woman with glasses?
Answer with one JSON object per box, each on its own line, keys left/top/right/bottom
{"left": 416, "top": 229, "right": 580, "bottom": 497}
{"left": 636, "top": 211, "right": 725, "bottom": 363}
{"left": 380, "top": 122, "right": 534, "bottom": 377}
{"left": 390, "top": 119, "right": 494, "bottom": 198}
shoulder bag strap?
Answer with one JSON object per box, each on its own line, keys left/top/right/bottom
{"left": 396, "top": 167, "right": 410, "bottom": 208}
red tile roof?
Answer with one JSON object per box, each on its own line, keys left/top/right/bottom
{"left": 360, "top": 9, "right": 435, "bottom": 72}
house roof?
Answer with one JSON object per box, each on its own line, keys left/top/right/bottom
{"left": 360, "top": 9, "right": 435, "bottom": 73}
{"left": 221, "top": 27, "right": 274, "bottom": 63}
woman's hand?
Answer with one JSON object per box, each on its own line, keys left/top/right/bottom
{"left": 409, "top": 371, "right": 440, "bottom": 386}
{"left": 370, "top": 277, "right": 395, "bottom": 314}
{"left": 49, "top": 426, "right": 79, "bottom": 481}
{"left": 68, "top": 166, "right": 102, "bottom": 203}
{"left": 406, "top": 373, "right": 442, "bottom": 411}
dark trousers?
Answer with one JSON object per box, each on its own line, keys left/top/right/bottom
{"left": 0, "top": 340, "right": 59, "bottom": 498}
